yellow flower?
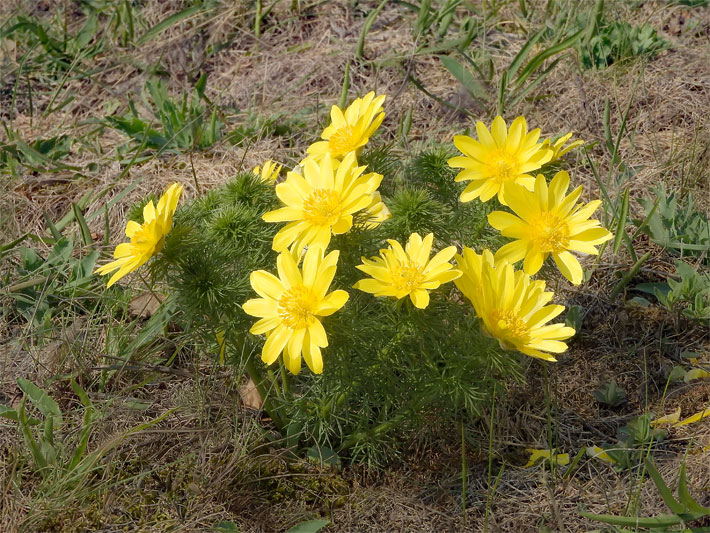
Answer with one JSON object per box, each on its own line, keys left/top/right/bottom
{"left": 96, "top": 183, "right": 183, "bottom": 287}
{"left": 262, "top": 152, "right": 383, "bottom": 252}
{"left": 454, "top": 247, "right": 575, "bottom": 361}
{"left": 358, "top": 191, "right": 391, "bottom": 229}
{"left": 542, "top": 132, "right": 584, "bottom": 163}
{"left": 488, "top": 171, "right": 613, "bottom": 285}
{"left": 305, "top": 92, "right": 386, "bottom": 162}
{"left": 448, "top": 116, "right": 552, "bottom": 205}
{"left": 354, "top": 232, "right": 461, "bottom": 309}
{"left": 242, "top": 247, "right": 349, "bottom": 375}
{"left": 252, "top": 160, "right": 282, "bottom": 184}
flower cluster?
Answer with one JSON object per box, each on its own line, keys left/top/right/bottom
{"left": 95, "top": 96, "right": 612, "bottom": 375}
{"left": 248, "top": 92, "right": 392, "bottom": 374}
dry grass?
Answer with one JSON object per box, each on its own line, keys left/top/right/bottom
{"left": 2, "top": 0, "right": 710, "bottom": 531}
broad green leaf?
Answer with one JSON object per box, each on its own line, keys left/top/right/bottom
{"left": 438, "top": 55, "right": 488, "bottom": 101}
{"left": 17, "top": 378, "right": 63, "bottom": 427}
{"left": 644, "top": 458, "right": 687, "bottom": 515}
{"left": 285, "top": 519, "right": 330, "bottom": 533}
{"left": 678, "top": 463, "right": 710, "bottom": 514}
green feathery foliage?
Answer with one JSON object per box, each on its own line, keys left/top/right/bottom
{"left": 148, "top": 145, "right": 519, "bottom": 464}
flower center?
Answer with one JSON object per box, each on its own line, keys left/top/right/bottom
{"left": 490, "top": 150, "right": 519, "bottom": 183}
{"left": 531, "top": 212, "right": 570, "bottom": 253}
{"left": 328, "top": 126, "right": 357, "bottom": 156}
{"left": 489, "top": 309, "right": 530, "bottom": 349}
{"left": 390, "top": 261, "right": 425, "bottom": 294}
{"left": 303, "top": 189, "right": 344, "bottom": 226}
{"left": 278, "top": 285, "right": 318, "bottom": 329}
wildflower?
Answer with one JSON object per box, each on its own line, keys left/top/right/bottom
{"left": 96, "top": 183, "right": 183, "bottom": 287}
{"left": 242, "top": 247, "right": 349, "bottom": 374}
{"left": 542, "top": 132, "right": 584, "bottom": 163}
{"left": 455, "top": 247, "right": 575, "bottom": 361}
{"left": 448, "top": 115, "right": 552, "bottom": 205}
{"left": 263, "top": 153, "right": 383, "bottom": 252}
{"left": 252, "top": 160, "right": 282, "bottom": 184}
{"left": 488, "top": 171, "right": 612, "bottom": 285}
{"left": 305, "top": 92, "right": 386, "bottom": 162}
{"left": 354, "top": 232, "right": 461, "bottom": 309}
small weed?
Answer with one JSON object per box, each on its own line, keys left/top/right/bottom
{"left": 0, "top": 131, "right": 73, "bottom": 176}
{"left": 577, "top": 11, "right": 668, "bottom": 70}
{"left": 636, "top": 261, "right": 710, "bottom": 325}
{"left": 635, "top": 184, "right": 710, "bottom": 263}
{"left": 592, "top": 380, "right": 627, "bottom": 408}
{"left": 2, "top": 237, "right": 100, "bottom": 341}
{"left": 593, "top": 414, "right": 666, "bottom": 471}
{"left": 106, "top": 74, "right": 223, "bottom": 158}
{"left": 581, "top": 459, "right": 710, "bottom": 530}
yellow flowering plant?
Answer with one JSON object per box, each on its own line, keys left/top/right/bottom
{"left": 117, "top": 93, "right": 605, "bottom": 461}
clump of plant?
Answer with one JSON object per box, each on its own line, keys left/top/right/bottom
{"left": 106, "top": 74, "right": 223, "bottom": 159}
{"left": 581, "top": 458, "right": 710, "bottom": 530}
{"left": 636, "top": 261, "right": 710, "bottom": 326}
{"left": 587, "top": 414, "right": 667, "bottom": 471}
{"left": 635, "top": 184, "right": 710, "bottom": 263}
{"left": 93, "top": 92, "right": 611, "bottom": 462}
{"left": 575, "top": 3, "right": 668, "bottom": 69}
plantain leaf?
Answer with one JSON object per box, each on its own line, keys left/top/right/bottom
{"left": 438, "top": 55, "right": 488, "bottom": 101}
{"left": 17, "top": 378, "right": 63, "bottom": 427}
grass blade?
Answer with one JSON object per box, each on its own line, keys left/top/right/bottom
{"left": 356, "top": 0, "right": 388, "bottom": 59}
{"left": 136, "top": 5, "right": 205, "bottom": 46}
{"left": 678, "top": 463, "right": 710, "bottom": 514}
{"left": 72, "top": 203, "right": 93, "bottom": 247}
{"left": 507, "top": 28, "right": 544, "bottom": 81}
{"left": 611, "top": 251, "right": 651, "bottom": 298}
{"left": 613, "top": 188, "right": 629, "bottom": 254}
{"left": 514, "top": 29, "right": 583, "bottom": 88}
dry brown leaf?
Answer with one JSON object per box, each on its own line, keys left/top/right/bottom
{"left": 239, "top": 377, "right": 262, "bottom": 410}
{"left": 129, "top": 292, "right": 165, "bottom": 318}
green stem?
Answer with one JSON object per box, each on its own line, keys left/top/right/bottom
{"left": 484, "top": 387, "right": 496, "bottom": 533}
{"left": 339, "top": 413, "right": 406, "bottom": 452}
{"left": 280, "top": 362, "right": 291, "bottom": 398}
{"left": 244, "top": 357, "right": 285, "bottom": 431}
